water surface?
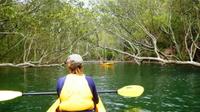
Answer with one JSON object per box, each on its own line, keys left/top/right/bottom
{"left": 0, "top": 63, "right": 200, "bottom": 112}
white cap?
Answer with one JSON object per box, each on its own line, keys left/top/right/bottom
{"left": 67, "top": 54, "right": 83, "bottom": 64}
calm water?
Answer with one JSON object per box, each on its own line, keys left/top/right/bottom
{"left": 0, "top": 63, "right": 200, "bottom": 112}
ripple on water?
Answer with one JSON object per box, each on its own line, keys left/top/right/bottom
{"left": 106, "top": 101, "right": 129, "bottom": 111}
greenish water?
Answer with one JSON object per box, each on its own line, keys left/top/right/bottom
{"left": 0, "top": 63, "right": 200, "bottom": 112}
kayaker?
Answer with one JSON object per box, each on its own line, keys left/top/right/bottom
{"left": 56, "top": 54, "right": 99, "bottom": 112}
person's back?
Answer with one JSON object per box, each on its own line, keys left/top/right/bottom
{"left": 56, "top": 54, "right": 99, "bottom": 112}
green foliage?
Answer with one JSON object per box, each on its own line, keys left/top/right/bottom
{"left": 0, "top": 0, "right": 199, "bottom": 63}
{"left": 0, "top": 0, "right": 99, "bottom": 63}
{"left": 97, "top": 0, "right": 200, "bottom": 61}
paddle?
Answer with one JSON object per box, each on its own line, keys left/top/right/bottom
{"left": 0, "top": 85, "right": 144, "bottom": 101}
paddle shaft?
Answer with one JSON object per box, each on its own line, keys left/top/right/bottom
{"left": 22, "top": 90, "right": 117, "bottom": 96}
{"left": 23, "top": 92, "right": 56, "bottom": 96}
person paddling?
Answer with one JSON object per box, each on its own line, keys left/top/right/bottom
{"left": 56, "top": 54, "right": 99, "bottom": 112}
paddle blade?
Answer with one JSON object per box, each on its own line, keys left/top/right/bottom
{"left": 0, "top": 91, "right": 22, "bottom": 101}
{"left": 117, "top": 85, "right": 144, "bottom": 97}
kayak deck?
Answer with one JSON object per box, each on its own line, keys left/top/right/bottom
{"left": 47, "top": 97, "right": 106, "bottom": 112}
{"left": 47, "top": 99, "right": 60, "bottom": 112}
{"left": 96, "top": 97, "right": 106, "bottom": 112}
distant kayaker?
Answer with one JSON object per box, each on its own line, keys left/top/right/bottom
{"left": 56, "top": 54, "right": 99, "bottom": 112}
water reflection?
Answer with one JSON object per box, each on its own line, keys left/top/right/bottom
{"left": 1, "top": 64, "right": 200, "bottom": 111}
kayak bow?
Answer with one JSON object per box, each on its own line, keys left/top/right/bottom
{"left": 47, "top": 97, "right": 106, "bottom": 112}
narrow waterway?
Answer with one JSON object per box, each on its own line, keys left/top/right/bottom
{"left": 0, "top": 63, "right": 200, "bottom": 112}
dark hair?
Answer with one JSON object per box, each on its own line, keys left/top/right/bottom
{"left": 68, "top": 62, "right": 83, "bottom": 74}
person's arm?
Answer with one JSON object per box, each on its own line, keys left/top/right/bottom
{"left": 56, "top": 76, "right": 66, "bottom": 97}
{"left": 91, "top": 82, "right": 99, "bottom": 112}
{"left": 91, "top": 81, "right": 99, "bottom": 105}
{"left": 85, "top": 76, "right": 99, "bottom": 104}
{"left": 56, "top": 77, "right": 66, "bottom": 112}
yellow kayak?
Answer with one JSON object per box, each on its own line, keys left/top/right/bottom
{"left": 47, "top": 97, "right": 106, "bottom": 112}
{"left": 100, "top": 62, "right": 114, "bottom": 68}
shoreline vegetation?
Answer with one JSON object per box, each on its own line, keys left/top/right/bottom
{"left": 0, "top": 1, "right": 199, "bottom": 68}
{"left": 1, "top": 59, "right": 200, "bottom": 68}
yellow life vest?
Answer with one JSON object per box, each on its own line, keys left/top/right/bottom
{"left": 59, "top": 74, "right": 94, "bottom": 111}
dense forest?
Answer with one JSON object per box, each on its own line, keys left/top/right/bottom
{"left": 0, "top": 0, "right": 200, "bottom": 66}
